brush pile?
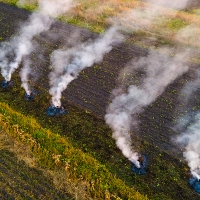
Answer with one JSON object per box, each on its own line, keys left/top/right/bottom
{"left": 46, "top": 105, "right": 66, "bottom": 116}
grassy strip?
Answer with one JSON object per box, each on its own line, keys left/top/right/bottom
{"left": 0, "top": 101, "right": 147, "bottom": 200}
{"left": 3, "top": 0, "right": 200, "bottom": 64}
{"left": 0, "top": 0, "right": 200, "bottom": 34}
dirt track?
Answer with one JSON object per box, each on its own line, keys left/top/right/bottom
{"left": 0, "top": 2, "right": 200, "bottom": 162}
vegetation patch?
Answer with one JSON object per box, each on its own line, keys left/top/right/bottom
{"left": 0, "top": 101, "right": 147, "bottom": 200}
{"left": 166, "top": 18, "right": 187, "bottom": 30}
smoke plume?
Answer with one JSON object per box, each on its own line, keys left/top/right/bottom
{"left": 49, "top": 27, "right": 124, "bottom": 107}
{"left": 180, "top": 68, "right": 200, "bottom": 104}
{"left": 19, "top": 58, "right": 32, "bottom": 95}
{"left": 109, "top": 0, "right": 190, "bottom": 33}
{"left": 0, "top": 0, "right": 75, "bottom": 85}
{"left": 170, "top": 15, "right": 200, "bottom": 180}
{"left": 176, "top": 113, "right": 200, "bottom": 180}
{"left": 0, "top": 42, "right": 15, "bottom": 81}
{"left": 105, "top": 49, "right": 189, "bottom": 167}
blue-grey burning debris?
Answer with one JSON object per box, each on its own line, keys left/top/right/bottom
{"left": 46, "top": 105, "right": 66, "bottom": 116}
{"left": 1, "top": 80, "right": 14, "bottom": 89}
{"left": 189, "top": 176, "right": 200, "bottom": 194}
{"left": 132, "top": 154, "right": 147, "bottom": 175}
{"left": 25, "top": 90, "right": 38, "bottom": 101}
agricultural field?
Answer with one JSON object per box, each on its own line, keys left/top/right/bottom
{"left": 0, "top": 1, "right": 200, "bottom": 200}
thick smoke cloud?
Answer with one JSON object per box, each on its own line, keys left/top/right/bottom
{"left": 0, "top": 0, "right": 75, "bottom": 94}
{"left": 49, "top": 27, "right": 124, "bottom": 107}
{"left": 105, "top": 49, "right": 189, "bottom": 167}
{"left": 173, "top": 67, "right": 200, "bottom": 181}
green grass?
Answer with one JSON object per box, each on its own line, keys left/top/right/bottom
{"left": 166, "top": 18, "right": 187, "bottom": 30}
{"left": 0, "top": 101, "right": 147, "bottom": 200}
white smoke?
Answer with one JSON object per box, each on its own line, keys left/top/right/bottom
{"left": 38, "top": 0, "right": 74, "bottom": 17}
{"left": 0, "top": 0, "right": 76, "bottom": 84}
{"left": 171, "top": 19, "right": 200, "bottom": 180}
{"left": 173, "top": 52, "right": 200, "bottom": 181}
{"left": 0, "top": 42, "right": 15, "bottom": 81}
{"left": 175, "top": 25, "right": 200, "bottom": 46}
{"left": 49, "top": 26, "right": 124, "bottom": 107}
{"left": 19, "top": 58, "right": 32, "bottom": 95}
{"left": 110, "top": 0, "right": 190, "bottom": 34}
{"left": 6, "top": 13, "right": 53, "bottom": 82}
{"left": 17, "top": 0, "right": 37, "bottom": 7}
{"left": 105, "top": 49, "right": 189, "bottom": 167}
{"left": 176, "top": 113, "right": 200, "bottom": 180}
{"left": 111, "top": 5, "right": 164, "bottom": 32}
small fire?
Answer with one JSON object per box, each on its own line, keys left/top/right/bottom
{"left": 25, "top": 90, "right": 38, "bottom": 101}
{"left": 46, "top": 104, "right": 66, "bottom": 116}
{"left": 1, "top": 80, "right": 14, "bottom": 89}
{"left": 131, "top": 154, "right": 147, "bottom": 175}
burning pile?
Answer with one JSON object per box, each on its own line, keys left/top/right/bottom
{"left": 46, "top": 105, "right": 66, "bottom": 116}
{"left": 132, "top": 154, "right": 147, "bottom": 175}
{"left": 1, "top": 80, "right": 14, "bottom": 89}
{"left": 25, "top": 90, "right": 38, "bottom": 101}
{"left": 189, "top": 176, "right": 200, "bottom": 194}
